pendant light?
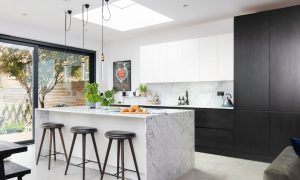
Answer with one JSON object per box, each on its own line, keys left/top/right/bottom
{"left": 101, "top": 0, "right": 111, "bottom": 81}
{"left": 64, "top": 10, "right": 72, "bottom": 82}
{"left": 81, "top": 4, "right": 89, "bottom": 81}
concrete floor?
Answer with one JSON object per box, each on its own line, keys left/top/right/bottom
{"left": 10, "top": 145, "right": 269, "bottom": 180}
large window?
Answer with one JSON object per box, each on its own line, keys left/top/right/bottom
{"left": 0, "top": 35, "right": 96, "bottom": 143}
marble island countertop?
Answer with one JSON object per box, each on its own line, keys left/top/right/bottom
{"left": 111, "top": 103, "right": 234, "bottom": 110}
{"left": 36, "top": 106, "right": 193, "bottom": 118}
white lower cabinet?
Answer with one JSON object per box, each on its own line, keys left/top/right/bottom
{"left": 139, "top": 33, "right": 234, "bottom": 83}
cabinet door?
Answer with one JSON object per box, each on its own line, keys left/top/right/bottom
{"left": 195, "top": 109, "right": 233, "bottom": 130}
{"left": 234, "top": 111, "right": 269, "bottom": 155}
{"left": 270, "top": 112, "right": 300, "bottom": 156}
{"left": 234, "top": 13, "right": 270, "bottom": 111}
{"left": 152, "top": 43, "right": 168, "bottom": 83}
{"left": 181, "top": 39, "right": 200, "bottom": 82}
{"left": 218, "top": 33, "right": 233, "bottom": 81}
{"left": 199, "top": 36, "right": 218, "bottom": 81}
{"left": 270, "top": 6, "right": 300, "bottom": 112}
{"left": 167, "top": 41, "right": 182, "bottom": 82}
{"left": 140, "top": 45, "right": 154, "bottom": 83}
{"left": 195, "top": 128, "right": 233, "bottom": 150}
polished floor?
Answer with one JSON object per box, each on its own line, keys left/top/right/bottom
{"left": 10, "top": 145, "right": 269, "bottom": 180}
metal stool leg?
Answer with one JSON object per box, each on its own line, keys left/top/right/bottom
{"left": 91, "top": 133, "right": 102, "bottom": 175}
{"left": 117, "top": 140, "right": 120, "bottom": 179}
{"left": 100, "top": 139, "right": 113, "bottom": 180}
{"left": 82, "top": 134, "right": 86, "bottom": 180}
{"left": 58, "top": 128, "right": 68, "bottom": 161}
{"left": 121, "top": 140, "right": 125, "bottom": 180}
{"left": 52, "top": 129, "right": 57, "bottom": 161}
{"left": 48, "top": 129, "right": 53, "bottom": 170}
{"left": 129, "top": 139, "right": 141, "bottom": 180}
{"left": 36, "top": 129, "right": 46, "bottom": 165}
{"left": 65, "top": 133, "right": 77, "bottom": 175}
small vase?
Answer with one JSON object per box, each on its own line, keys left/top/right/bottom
{"left": 89, "top": 102, "right": 96, "bottom": 109}
{"left": 140, "top": 92, "right": 147, "bottom": 97}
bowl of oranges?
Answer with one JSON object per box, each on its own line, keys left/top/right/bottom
{"left": 120, "top": 105, "right": 148, "bottom": 114}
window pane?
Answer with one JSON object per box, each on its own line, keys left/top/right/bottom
{"left": 0, "top": 42, "right": 33, "bottom": 142}
{"left": 38, "top": 49, "right": 89, "bottom": 108}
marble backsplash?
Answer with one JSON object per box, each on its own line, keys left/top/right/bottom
{"left": 115, "top": 81, "right": 233, "bottom": 108}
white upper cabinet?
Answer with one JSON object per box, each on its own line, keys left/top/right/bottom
{"left": 217, "top": 33, "right": 234, "bottom": 81}
{"left": 199, "top": 36, "right": 218, "bottom": 81}
{"left": 139, "top": 33, "right": 234, "bottom": 83}
{"left": 140, "top": 45, "right": 154, "bottom": 83}
{"left": 167, "top": 41, "right": 182, "bottom": 82}
{"left": 181, "top": 39, "right": 200, "bottom": 82}
{"left": 153, "top": 43, "right": 168, "bottom": 83}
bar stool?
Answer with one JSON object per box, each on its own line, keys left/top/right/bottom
{"left": 36, "top": 122, "right": 68, "bottom": 170}
{"left": 101, "top": 130, "right": 141, "bottom": 180}
{"left": 64, "top": 126, "right": 102, "bottom": 180}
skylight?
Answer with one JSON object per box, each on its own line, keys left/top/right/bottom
{"left": 73, "top": 0, "right": 173, "bottom": 31}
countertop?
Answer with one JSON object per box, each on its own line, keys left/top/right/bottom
{"left": 111, "top": 103, "right": 234, "bottom": 110}
{"left": 36, "top": 106, "right": 193, "bottom": 118}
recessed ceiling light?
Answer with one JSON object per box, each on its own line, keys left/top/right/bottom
{"left": 73, "top": 0, "right": 173, "bottom": 31}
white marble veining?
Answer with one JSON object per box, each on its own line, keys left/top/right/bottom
{"left": 145, "top": 111, "right": 195, "bottom": 180}
{"left": 115, "top": 81, "right": 233, "bottom": 108}
{"left": 35, "top": 106, "right": 194, "bottom": 180}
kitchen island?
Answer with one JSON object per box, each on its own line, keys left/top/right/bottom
{"left": 35, "top": 106, "right": 194, "bottom": 180}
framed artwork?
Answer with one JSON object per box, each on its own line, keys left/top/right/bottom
{"left": 113, "top": 60, "right": 131, "bottom": 91}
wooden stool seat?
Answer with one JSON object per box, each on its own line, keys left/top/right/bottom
{"left": 41, "top": 122, "right": 64, "bottom": 129}
{"left": 70, "top": 126, "right": 97, "bottom": 134}
{"left": 105, "top": 130, "right": 136, "bottom": 139}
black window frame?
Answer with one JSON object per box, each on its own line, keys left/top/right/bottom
{"left": 0, "top": 34, "right": 96, "bottom": 145}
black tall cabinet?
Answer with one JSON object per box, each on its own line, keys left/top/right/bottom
{"left": 270, "top": 6, "right": 300, "bottom": 112}
{"left": 234, "top": 12, "right": 270, "bottom": 111}
{"left": 234, "top": 12, "right": 270, "bottom": 155}
{"left": 234, "top": 5, "right": 300, "bottom": 159}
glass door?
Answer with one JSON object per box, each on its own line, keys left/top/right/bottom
{"left": 0, "top": 42, "right": 34, "bottom": 142}
{"left": 38, "top": 48, "right": 90, "bottom": 108}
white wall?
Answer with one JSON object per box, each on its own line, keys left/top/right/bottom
{"left": 103, "top": 18, "right": 233, "bottom": 91}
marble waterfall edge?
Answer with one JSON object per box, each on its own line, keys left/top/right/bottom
{"left": 146, "top": 110, "right": 195, "bottom": 180}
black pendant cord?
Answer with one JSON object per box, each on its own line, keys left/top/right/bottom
{"left": 82, "top": 4, "right": 89, "bottom": 62}
{"left": 101, "top": 0, "right": 104, "bottom": 58}
{"left": 64, "top": 10, "right": 72, "bottom": 63}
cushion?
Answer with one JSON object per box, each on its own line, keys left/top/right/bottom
{"left": 264, "top": 146, "right": 300, "bottom": 180}
{"left": 290, "top": 138, "right": 300, "bottom": 157}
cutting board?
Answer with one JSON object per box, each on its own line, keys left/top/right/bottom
{"left": 120, "top": 112, "right": 149, "bottom": 114}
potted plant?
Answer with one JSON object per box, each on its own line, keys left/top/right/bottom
{"left": 84, "top": 82, "right": 101, "bottom": 109}
{"left": 139, "top": 84, "right": 148, "bottom": 97}
{"left": 99, "top": 87, "right": 118, "bottom": 108}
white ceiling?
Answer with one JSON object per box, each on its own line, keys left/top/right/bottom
{"left": 1, "top": 0, "right": 300, "bottom": 43}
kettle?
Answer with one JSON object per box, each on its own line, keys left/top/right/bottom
{"left": 222, "top": 93, "right": 234, "bottom": 107}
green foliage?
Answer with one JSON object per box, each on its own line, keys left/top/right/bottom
{"left": 84, "top": 83, "right": 100, "bottom": 103}
{"left": 99, "top": 87, "right": 118, "bottom": 106}
{"left": 139, "top": 84, "right": 148, "bottom": 92}
{"left": 0, "top": 121, "right": 25, "bottom": 135}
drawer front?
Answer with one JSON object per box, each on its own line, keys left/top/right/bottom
{"left": 195, "top": 109, "right": 233, "bottom": 130}
{"left": 195, "top": 128, "right": 233, "bottom": 150}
